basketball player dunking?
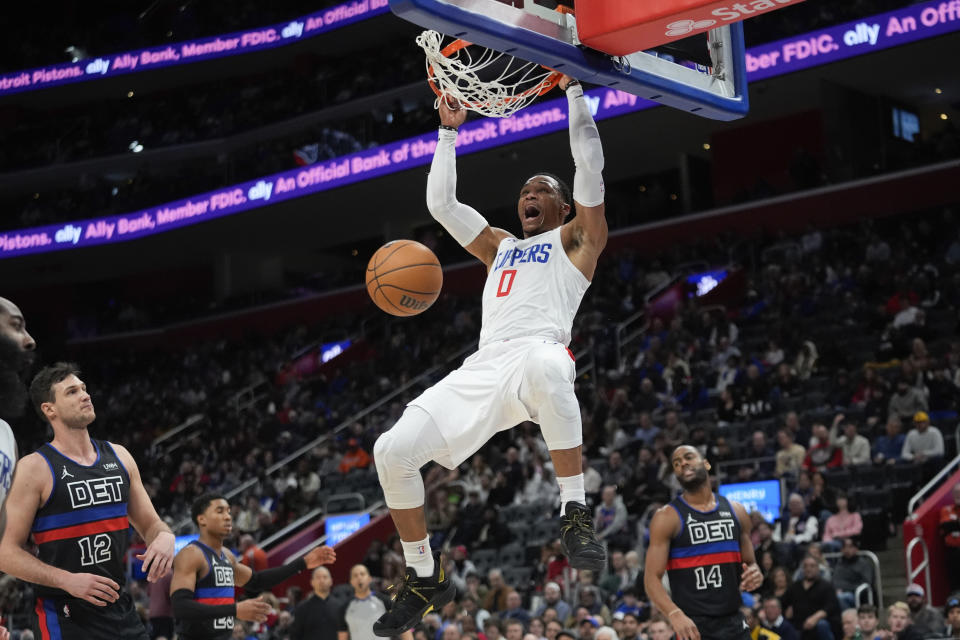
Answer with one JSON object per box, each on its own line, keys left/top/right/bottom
{"left": 372, "top": 75, "right": 607, "bottom": 636}
{"left": 644, "top": 446, "right": 764, "bottom": 640}
{"left": 171, "top": 493, "right": 336, "bottom": 640}
{"left": 0, "top": 362, "right": 176, "bottom": 640}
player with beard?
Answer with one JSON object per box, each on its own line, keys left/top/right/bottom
{"left": 171, "top": 493, "right": 336, "bottom": 640}
{"left": 0, "top": 297, "right": 36, "bottom": 640}
{"left": 645, "top": 446, "right": 763, "bottom": 640}
{"left": 0, "top": 362, "right": 175, "bottom": 640}
{"left": 0, "top": 297, "right": 37, "bottom": 504}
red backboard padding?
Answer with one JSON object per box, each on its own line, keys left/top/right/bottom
{"left": 575, "top": 0, "right": 807, "bottom": 55}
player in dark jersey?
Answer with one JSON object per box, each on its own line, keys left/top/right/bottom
{"left": 645, "top": 445, "right": 764, "bottom": 640}
{"left": 0, "top": 362, "right": 175, "bottom": 640}
{"left": 171, "top": 492, "right": 336, "bottom": 640}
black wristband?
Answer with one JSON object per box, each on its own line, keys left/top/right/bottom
{"left": 171, "top": 589, "right": 237, "bottom": 620}
{"left": 439, "top": 124, "right": 459, "bottom": 133}
{"left": 565, "top": 79, "right": 582, "bottom": 91}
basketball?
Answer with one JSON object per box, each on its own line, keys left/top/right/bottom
{"left": 366, "top": 240, "right": 443, "bottom": 316}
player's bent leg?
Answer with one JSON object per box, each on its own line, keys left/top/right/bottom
{"left": 521, "top": 345, "right": 605, "bottom": 572}
{"left": 372, "top": 406, "right": 455, "bottom": 637}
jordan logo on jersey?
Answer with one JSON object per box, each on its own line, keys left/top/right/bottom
{"left": 60, "top": 465, "right": 74, "bottom": 479}
{"left": 687, "top": 513, "right": 735, "bottom": 544}
{"left": 493, "top": 242, "right": 552, "bottom": 272}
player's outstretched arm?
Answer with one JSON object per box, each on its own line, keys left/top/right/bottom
{"left": 113, "top": 443, "right": 174, "bottom": 582}
{"left": 427, "top": 96, "right": 511, "bottom": 268}
{"left": 229, "top": 544, "right": 333, "bottom": 593}
{"left": 732, "top": 501, "right": 763, "bottom": 592}
{"left": 644, "top": 506, "right": 700, "bottom": 640}
{"left": 560, "top": 76, "right": 607, "bottom": 279}
{"left": 0, "top": 453, "right": 121, "bottom": 606}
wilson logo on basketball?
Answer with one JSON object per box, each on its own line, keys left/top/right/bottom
{"left": 399, "top": 295, "right": 430, "bottom": 311}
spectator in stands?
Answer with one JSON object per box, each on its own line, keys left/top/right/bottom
{"left": 900, "top": 412, "right": 945, "bottom": 464}
{"left": 832, "top": 538, "right": 874, "bottom": 610}
{"left": 748, "top": 430, "right": 777, "bottom": 478}
{"left": 502, "top": 592, "right": 532, "bottom": 627}
{"left": 535, "top": 583, "right": 572, "bottom": 623}
{"left": 829, "top": 417, "right": 871, "bottom": 466}
{"left": 475, "top": 507, "right": 510, "bottom": 550}
{"left": 239, "top": 533, "right": 269, "bottom": 571}
{"left": 595, "top": 626, "right": 618, "bottom": 640}
{"left": 774, "top": 493, "right": 820, "bottom": 552}
{"left": 761, "top": 596, "right": 800, "bottom": 640}
{"left": 904, "top": 585, "right": 945, "bottom": 637}
{"left": 595, "top": 486, "right": 630, "bottom": 549}
{"left": 647, "top": 616, "right": 673, "bottom": 640}
{"left": 485, "top": 619, "right": 504, "bottom": 640}
{"left": 872, "top": 417, "right": 905, "bottom": 466}
{"left": 940, "top": 483, "right": 960, "bottom": 591}
{"left": 579, "top": 587, "right": 612, "bottom": 625}
{"left": 338, "top": 438, "right": 371, "bottom": 474}
{"left": 756, "top": 520, "right": 792, "bottom": 569}
{"left": 795, "top": 341, "right": 819, "bottom": 382}
{"left": 483, "top": 569, "right": 511, "bottom": 613}
{"left": 888, "top": 380, "right": 928, "bottom": 423}
{"left": 660, "top": 410, "right": 688, "bottom": 450}
{"left": 236, "top": 495, "right": 268, "bottom": 534}
{"left": 822, "top": 496, "right": 863, "bottom": 548}
{"left": 147, "top": 571, "right": 173, "bottom": 640}
{"left": 808, "top": 473, "right": 837, "bottom": 522}
{"left": 546, "top": 620, "right": 564, "bottom": 640}
{"left": 782, "top": 555, "right": 841, "bottom": 640}
{"left": 857, "top": 605, "right": 881, "bottom": 640}
{"left": 604, "top": 451, "right": 632, "bottom": 489}
{"left": 764, "top": 566, "right": 791, "bottom": 601}
{"left": 290, "top": 567, "right": 337, "bottom": 640}
{"left": 600, "top": 551, "right": 632, "bottom": 597}
{"left": 634, "top": 411, "right": 660, "bottom": 447}
{"left": 579, "top": 616, "right": 600, "bottom": 640}
{"left": 880, "top": 601, "right": 922, "bottom": 640}
{"left": 776, "top": 428, "right": 807, "bottom": 478}
{"left": 620, "top": 613, "right": 642, "bottom": 640}
{"left": 613, "top": 587, "right": 644, "bottom": 620}
{"left": 944, "top": 597, "right": 960, "bottom": 638}
{"left": 792, "top": 543, "right": 832, "bottom": 584}
{"left": 803, "top": 424, "right": 843, "bottom": 472}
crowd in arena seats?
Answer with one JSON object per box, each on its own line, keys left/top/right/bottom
{"left": 5, "top": 0, "right": 959, "bottom": 236}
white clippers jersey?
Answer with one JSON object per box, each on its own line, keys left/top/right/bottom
{"left": 0, "top": 418, "right": 15, "bottom": 506}
{"left": 479, "top": 226, "right": 590, "bottom": 349}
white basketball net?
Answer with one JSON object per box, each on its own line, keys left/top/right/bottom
{"left": 417, "top": 30, "right": 559, "bottom": 119}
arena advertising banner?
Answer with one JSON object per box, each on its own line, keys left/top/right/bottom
{"left": 0, "top": 0, "right": 390, "bottom": 96}
{"left": 718, "top": 479, "right": 782, "bottom": 524}
{"left": 2, "top": 0, "right": 958, "bottom": 258}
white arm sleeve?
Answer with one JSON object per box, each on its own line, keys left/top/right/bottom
{"left": 426, "top": 128, "right": 488, "bottom": 247}
{"left": 566, "top": 83, "right": 605, "bottom": 207}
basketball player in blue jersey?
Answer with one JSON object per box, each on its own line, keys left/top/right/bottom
{"left": 372, "top": 74, "right": 607, "bottom": 637}
{"left": 644, "top": 446, "right": 764, "bottom": 640}
{"left": 170, "top": 492, "right": 336, "bottom": 640}
{"left": 0, "top": 362, "right": 175, "bottom": 640}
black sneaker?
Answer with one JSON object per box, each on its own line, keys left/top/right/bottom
{"left": 373, "top": 551, "right": 455, "bottom": 637}
{"left": 560, "top": 501, "right": 606, "bottom": 572}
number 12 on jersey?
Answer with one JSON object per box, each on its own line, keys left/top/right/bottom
{"left": 694, "top": 565, "right": 722, "bottom": 589}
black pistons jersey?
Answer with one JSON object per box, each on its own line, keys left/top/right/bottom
{"left": 666, "top": 494, "right": 742, "bottom": 617}
{"left": 178, "top": 540, "right": 236, "bottom": 640}
{"left": 31, "top": 440, "right": 131, "bottom": 600}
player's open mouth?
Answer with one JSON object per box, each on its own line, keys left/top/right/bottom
{"left": 524, "top": 204, "right": 540, "bottom": 219}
